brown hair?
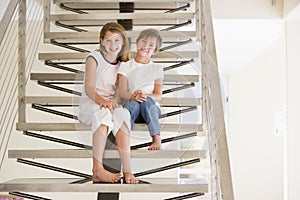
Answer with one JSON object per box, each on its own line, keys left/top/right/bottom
{"left": 136, "top": 28, "right": 162, "bottom": 53}
{"left": 99, "top": 22, "right": 130, "bottom": 62}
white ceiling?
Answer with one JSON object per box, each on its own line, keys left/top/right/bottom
{"left": 285, "top": 3, "right": 300, "bottom": 18}
{"left": 283, "top": 0, "right": 300, "bottom": 16}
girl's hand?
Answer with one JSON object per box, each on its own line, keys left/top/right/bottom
{"left": 99, "top": 99, "right": 113, "bottom": 112}
{"left": 133, "top": 90, "right": 147, "bottom": 102}
{"left": 111, "top": 98, "right": 121, "bottom": 110}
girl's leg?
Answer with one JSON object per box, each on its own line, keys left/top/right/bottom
{"left": 148, "top": 134, "right": 161, "bottom": 150}
{"left": 140, "top": 97, "right": 162, "bottom": 150}
{"left": 113, "top": 108, "right": 138, "bottom": 184}
{"left": 92, "top": 125, "right": 122, "bottom": 183}
{"left": 115, "top": 122, "right": 139, "bottom": 184}
{"left": 123, "top": 100, "right": 141, "bottom": 128}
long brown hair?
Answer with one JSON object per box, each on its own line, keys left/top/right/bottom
{"left": 99, "top": 22, "right": 130, "bottom": 62}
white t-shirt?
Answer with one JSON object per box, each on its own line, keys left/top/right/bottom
{"left": 118, "top": 59, "right": 164, "bottom": 94}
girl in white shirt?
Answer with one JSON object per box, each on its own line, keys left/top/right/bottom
{"left": 78, "top": 22, "right": 138, "bottom": 184}
{"left": 118, "top": 28, "right": 163, "bottom": 150}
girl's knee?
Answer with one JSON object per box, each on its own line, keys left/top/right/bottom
{"left": 141, "top": 98, "right": 158, "bottom": 113}
{"left": 125, "top": 100, "right": 139, "bottom": 110}
{"left": 93, "top": 108, "right": 112, "bottom": 122}
{"left": 113, "top": 108, "right": 131, "bottom": 134}
{"left": 146, "top": 96, "right": 155, "bottom": 104}
{"left": 141, "top": 97, "right": 155, "bottom": 107}
{"left": 114, "top": 107, "right": 130, "bottom": 120}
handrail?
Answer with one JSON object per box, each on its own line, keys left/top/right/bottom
{"left": 0, "top": 0, "right": 44, "bottom": 169}
{"left": 0, "top": 0, "right": 19, "bottom": 45}
{"left": 198, "top": 0, "right": 235, "bottom": 199}
{"left": 18, "top": 0, "right": 26, "bottom": 123}
{"left": 0, "top": 0, "right": 20, "bottom": 170}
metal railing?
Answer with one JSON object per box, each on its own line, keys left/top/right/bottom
{"left": 196, "top": 0, "right": 235, "bottom": 199}
{"left": 0, "top": 0, "right": 43, "bottom": 169}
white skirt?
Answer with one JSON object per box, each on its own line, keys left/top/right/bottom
{"left": 78, "top": 100, "right": 131, "bottom": 145}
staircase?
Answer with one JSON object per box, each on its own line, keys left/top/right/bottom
{"left": 0, "top": 0, "right": 233, "bottom": 200}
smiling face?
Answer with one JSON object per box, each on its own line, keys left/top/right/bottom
{"left": 100, "top": 31, "right": 124, "bottom": 60}
{"left": 136, "top": 36, "right": 157, "bottom": 60}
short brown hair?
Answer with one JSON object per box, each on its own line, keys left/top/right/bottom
{"left": 136, "top": 28, "right": 162, "bottom": 53}
{"left": 99, "top": 22, "right": 130, "bottom": 62}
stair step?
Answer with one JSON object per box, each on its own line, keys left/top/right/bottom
{"left": 0, "top": 178, "right": 208, "bottom": 193}
{"left": 45, "top": 31, "right": 196, "bottom": 41}
{"left": 8, "top": 149, "right": 205, "bottom": 159}
{"left": 38, "top": 51, "right": 199, "bottom": 61}
{"left": 25, "top": 96, "right": 201, "bottom": 106}
{"left": 57, "top": 2, "right": 183, "bottom": 11}
{"left": 54, "top": 20, "right": 187, "bottom": 27}
{"left": 50, "top": 13, "right": 194, "bottom": 22}
{"left": 16, "top": 123, "right": 203, "bottom": 132}
{"left": 30, "top": 73, "right": 199, "bottom": 82}
{"left": 54, "top": 0, "right": 194, "bottom": 3}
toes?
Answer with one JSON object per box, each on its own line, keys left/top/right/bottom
{"left": 148, "top": 144, "right": 161, "bottom": 150}
{"left": 133, "top": 178, "right": 139, "bottom": 184}
{"left": 124, "top": 173, "right": 138, "bottom": 184}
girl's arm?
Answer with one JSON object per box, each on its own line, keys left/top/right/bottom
{"left": 146, "top": 78, "right": 163, "bottom": 102}
{"left": 117, "top": 74, "right": 134, "bottom": 100}
{"left": 85, "top": 57, "right": 112, "bottom": 109}
{"left": 111, "top": 76, "right": 122, "bottom": 108}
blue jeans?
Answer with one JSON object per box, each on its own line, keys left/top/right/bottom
{"left": 123, "top": 96, "right": 161, "bottom": 136}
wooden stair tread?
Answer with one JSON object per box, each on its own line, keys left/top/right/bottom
{"left": 50, "top": 13, "right": 194, "bottom": 21}
{"left": 16, "top": 123, "right": 203, "bottom": 132}
{"left": 56, "top": 3, "right": 184, "bottom": 10}
{"left": 0, "top": 178, "right": 208, "bottom": 193}
{"left": 54, "top": 0, "right": 194, "bottom": 3}
{"left": 8, "top": 149, "right": 206, "bottom": 159}
{"left": 3, "top": 178, "right": 207, "bottom": 185}
{"left": 30, "top": 73, "right": 199, "bottom": 82}
{"left": 51, "top": 20, "right": 185, "bottom": 27}
{"left": 38, "top": 51, "right": 199, "bottom": 60}
{"left": 25, "top": 96, "right": 202, "bottom": 106}
{"left": 45, "top": 31, "right": 196, "bottom": 40}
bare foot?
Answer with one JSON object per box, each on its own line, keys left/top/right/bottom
{"left": 123, "top": 172, "right": 139, "bottom": 184}
{"left": 93, "top": 167, "right": 121, "bottom": 183}
{"left": 148, "top": 134, "right": 161, "bottom": 150}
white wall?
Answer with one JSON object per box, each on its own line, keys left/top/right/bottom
{"left": 224, "top": 25, "right": 285, "bottom": 200}
{"left": 211, "top": 0, "right": 282, "bottom": 19}
{"left": 213, "top": 19, "right": 284, "bottom": 75}
{"left": 286, "top": 19, "right": 300, "bottom": 200}
{"left": 0, "top": 0, "right": 10, "bottom": 19}
{"left": 216, "top": 3, "right": 300, "bottom": 200}
{"left": 211, "top": 1, "right": 287, "bottom": 199}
